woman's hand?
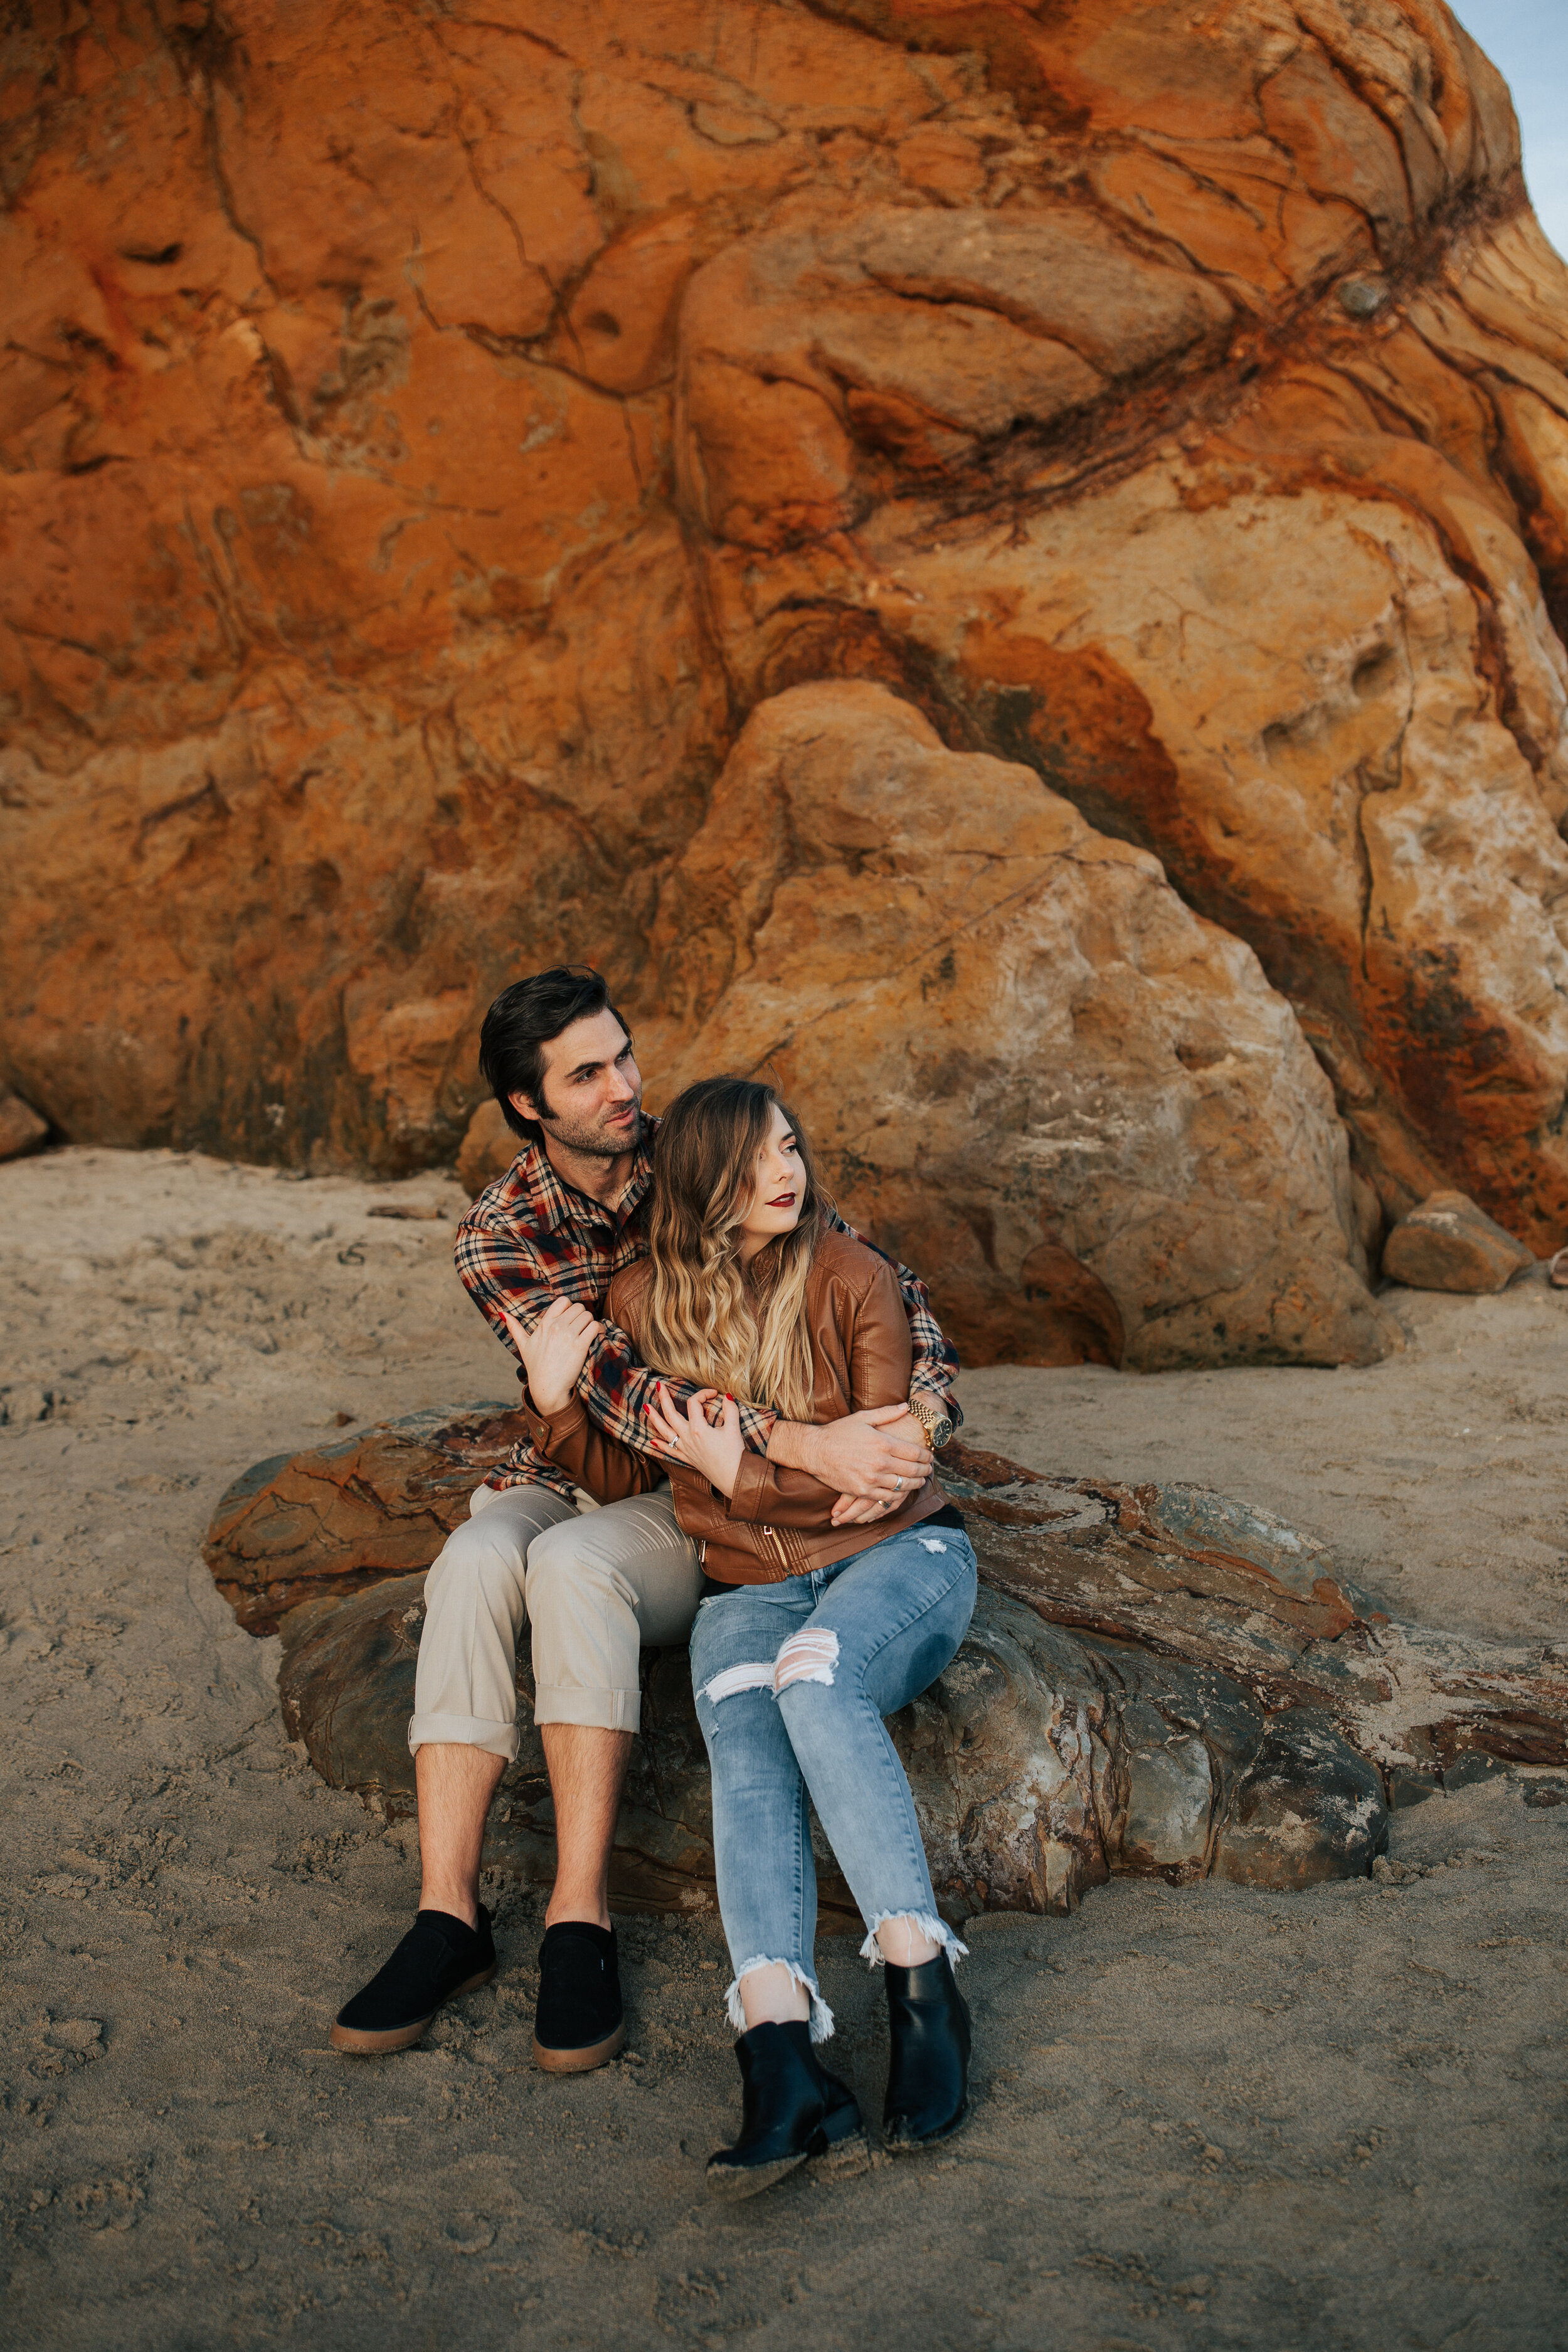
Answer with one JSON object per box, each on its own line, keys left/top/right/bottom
{"left": 501, "top": 1296, "right": 601, "bottom": 1416}
{"left": 647, "top": 1383, "right": 744, "bottom": 1498}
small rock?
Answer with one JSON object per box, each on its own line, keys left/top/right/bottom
{"left": 1380, "top": 1191, "right": 1534, "bottom": 1294}
{"left": 0, "top": 1386, "right": 53, "bottom": 1429}
{"left": 1337, "top": 276, "right": 1389, "bottom": 319}
{"left": 1443, "top": 1751, "right": 1511, "bottom": 1791}
{"left": 442, "top": 2220, "right": 495, "bottom": 2254}
{"left": 0, "top": 1086, "right": 48, "bottom": 1163}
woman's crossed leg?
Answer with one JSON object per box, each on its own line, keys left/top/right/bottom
{"left": 690, "top": 1523, "right": 977, "bottom": 2038}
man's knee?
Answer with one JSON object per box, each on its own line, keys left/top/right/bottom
{"left": 524, "top": 1518, "right": 627, "bottom": 1624}
{"left": 424, "top": 1509, "right": 531, "bottom": 1623}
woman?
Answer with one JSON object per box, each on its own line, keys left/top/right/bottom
{"left": 512, "top": 1077, "right": 977, "bottom": 2201}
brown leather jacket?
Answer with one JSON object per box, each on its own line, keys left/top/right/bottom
{"left": 520, "top": 1227, "right": 947, "bottom": 1583}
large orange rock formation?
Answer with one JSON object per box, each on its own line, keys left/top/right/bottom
{"left": 4, "top": 0, "right": 1568, "bottom": 1364}
{"left": 637, "top": 681, "right": 1401, "bottom": 1367}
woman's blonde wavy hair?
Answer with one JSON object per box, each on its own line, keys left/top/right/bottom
{"left": 641, "top": 1077, "right": 825, "bottom": 1424}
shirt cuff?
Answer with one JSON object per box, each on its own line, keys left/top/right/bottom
{"left": 911, "top": 1379, "right": 962, "bottom": 1430}
{"left": 737, "top": 1400, "right": 776, "bottom": 1455}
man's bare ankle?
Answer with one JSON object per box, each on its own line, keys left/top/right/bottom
{"left": 420, "top": 1891, "right": 480, "bottom": 1929}
{"left": 544, "top": 1900, "right": 613, "bottom": 1932}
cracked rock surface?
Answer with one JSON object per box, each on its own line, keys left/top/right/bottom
{"left": 241, "top": 1419, "right": 1568, "bottom": 1919}
{"left": 5, "top": 3, "right": 1568, "bottom": 1366}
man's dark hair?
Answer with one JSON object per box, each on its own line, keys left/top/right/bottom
{"left": 479, "top": 966, "right": 630, "bottom": 1144}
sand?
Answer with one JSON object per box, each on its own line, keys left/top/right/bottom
{"left": 1, "top": 1147, "right": 1564, "bottom": 2351}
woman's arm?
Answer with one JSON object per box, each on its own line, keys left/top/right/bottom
{"left": 523, "top": 1391, "right": 664, "bottom": 1506}
{"left": 652, "top": 1258, "right": 921, "bottom": 1525}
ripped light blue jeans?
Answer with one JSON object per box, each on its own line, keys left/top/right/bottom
{"left": 689, "top": 1521, "right": 978, "bottom": 2041}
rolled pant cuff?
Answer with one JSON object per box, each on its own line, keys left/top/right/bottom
{"left": 532, "top": 1684, "right": 642, "bottom": 1734}
{"left": 407, "top": 1712, "right": 519, "bottom": 1762}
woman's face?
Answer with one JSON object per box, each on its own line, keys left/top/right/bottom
{"left": 736, "top": 1101, "right": 805, "bottom": 1253}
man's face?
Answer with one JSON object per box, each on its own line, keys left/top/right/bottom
{"left": 513, "top": 1009, "right": 643, "bottom": 1158}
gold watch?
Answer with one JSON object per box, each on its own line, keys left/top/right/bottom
{"left": 908, "top": 1397, "right": 954, "bottom": 1453}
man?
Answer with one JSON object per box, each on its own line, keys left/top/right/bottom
{"left": 332, "top": 967, "right": 959, "bottom": 2070}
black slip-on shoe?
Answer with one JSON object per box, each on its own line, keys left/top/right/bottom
{"left": 532, "top": 1920, "right": 625, "bottom": 2074}
{"left": 331, "top": 1905, "right": 495, "bottom": 2055}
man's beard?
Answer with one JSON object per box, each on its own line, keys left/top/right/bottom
{"left": 537, "top": 1101, "right": 644, "bottom": 1160}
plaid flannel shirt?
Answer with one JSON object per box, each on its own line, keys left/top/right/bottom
{"left": 453, "top": 1122, "right": 962, "bottom": 1501}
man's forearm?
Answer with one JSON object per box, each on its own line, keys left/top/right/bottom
{"left": 767, "top": 1409, "right": 933, "bottom": 1497}
{"left": 765, "top": 1419, "right": 820, "bottom": 1475}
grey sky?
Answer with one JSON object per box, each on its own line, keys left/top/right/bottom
{"left": 1446, "top": 0, "right": 1567, "bottom": 255}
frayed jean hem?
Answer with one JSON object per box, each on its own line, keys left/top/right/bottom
{"left": 857, "top": 1910, "right": 969, "bottom": 1971}
{"left": 724, "top": 1957, "right": 836, "bottom": 2043}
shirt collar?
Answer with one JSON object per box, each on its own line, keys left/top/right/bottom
{"left": 519, "top": 1118, "right": 656, "bottom": 1232}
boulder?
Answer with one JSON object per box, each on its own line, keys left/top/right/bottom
{"left": 4, "top": 0, "right": 1568, "bottom": 1277}
{"left": 1381, "top": 1190, "right": 1536, "bottom": 1293}
{"left": 1210, "top": 1711, "right": 1388, "bottom": 1891}
{"left": 203, "top": 1403, "right": 524, "bottom": 1635}
{"left": 637, "top": 681, "right": 1399, "bottom": 1371}
{"left": 0, "top": 1086, "right": 46, "bottom": 1163}
{"left": 277, "top": 1562, "right": 1393, "bottom": 1921}
{"left": 208, "top": 1411, "right": 1568, "bottom": 1919}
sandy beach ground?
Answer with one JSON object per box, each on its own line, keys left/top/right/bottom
{"left": 1, "top": 1148, "right": 1564, "bottom": 2351}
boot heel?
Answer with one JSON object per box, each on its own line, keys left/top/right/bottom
{"left": 807, "top": 2073, "right": 870, "bottom": 2178}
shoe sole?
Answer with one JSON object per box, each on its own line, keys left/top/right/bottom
{"left": 808, "top": 2124, "right": 871, "bottom": 2181}
{"left": 882, "top": 2100, "right": 972, "bottom": 2156}
{"left": 706, "top": 2149, "right": 810, "bottom": 2203}
{"left": 329, "top": 1964, "right": 496, "bottom": 2055}
{"left": 706, "top": 2110, "right": 869, "bottom": 2203}
{"left": 531, "top": 2017, "right": 625, "bottom": 2074}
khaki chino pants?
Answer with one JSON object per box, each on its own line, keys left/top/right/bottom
{"left": 408, "top": 1479, "right": 703, "bottom": 1759}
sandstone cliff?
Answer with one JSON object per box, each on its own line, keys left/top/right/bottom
{"left": 4, "top": 0, "right": 1567, "bottom": 1364}
{"left": 637, "top": 681, "right": 1401, "bottom": 1367}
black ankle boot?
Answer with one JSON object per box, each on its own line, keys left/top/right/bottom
{"left": 882, "top": 1951, "right": 971, "bottom": 2151}
{"left": 706, "top": 2021, "right": 866, "bottom": 2202}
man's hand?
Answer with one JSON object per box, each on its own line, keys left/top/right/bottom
{"left": 647, "top": 1383, "right": 744, "bottom": 1498}
{"left": 501, "top": 1296, "right": 600, "bottom": 1417}
{"left": 768, "top": 1405, "right": 931, "bottom": 1508}
{"left": 825, "top": 1408, "right": 937, "bottom": 1527}
{"left": 829, "top": 1486, "right": 912, "bottom": 1529}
